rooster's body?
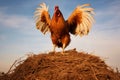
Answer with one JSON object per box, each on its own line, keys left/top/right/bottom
{"left": 34, "top": 3, "right": 95, "bottom": 53}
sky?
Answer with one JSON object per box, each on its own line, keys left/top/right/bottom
{"left": 0, "top": 0, "right": 120, "bottom": 72}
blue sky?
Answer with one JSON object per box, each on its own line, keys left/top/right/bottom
{"left": 0, "top": 0, "right": 120, "bottom": 72}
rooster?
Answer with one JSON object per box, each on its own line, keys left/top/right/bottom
{"left": 34, "top": 3, "right": 95, "bottom": 54}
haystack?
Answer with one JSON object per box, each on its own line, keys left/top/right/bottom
{"left": 0, "top": 49, "right": 120, "bottom": 80}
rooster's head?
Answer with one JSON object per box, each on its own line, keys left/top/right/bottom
{"left": 54, "top": 6, "right": 61, "bottom": 17}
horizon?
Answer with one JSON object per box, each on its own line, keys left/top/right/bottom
{"left": 0, "top": 0, "right": 120, "bottom": 72}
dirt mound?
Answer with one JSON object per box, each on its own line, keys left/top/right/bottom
{"left": 0, "top": 49, "right": 120, "bottom": 80}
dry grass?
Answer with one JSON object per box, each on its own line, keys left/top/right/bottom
{"left": 0, "top": 49, "right": 120, "bottom": 80}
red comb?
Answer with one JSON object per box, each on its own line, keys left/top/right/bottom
{"left": 55, "top": 5, "right": 59, "bottom": 10}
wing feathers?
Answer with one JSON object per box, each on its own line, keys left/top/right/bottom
{"left": 67, "top": 3, "right": 95, "bottom": 37}
{"left": 34, "top": 3, "right": 50, "bottom": 34}
{"left": 34, "top": 3, "right": 94, "bottom": 36}
{"left": 81, "top": 8, "right": 94, "bottom": 12}
{"left": 80, "top": 4, "right": 91, "bottom": 8}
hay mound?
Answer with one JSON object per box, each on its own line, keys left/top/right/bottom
{"left": 0, "top": 49, "right": 120, "bottom": 80}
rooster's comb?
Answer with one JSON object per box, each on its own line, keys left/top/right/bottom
{"left": 55, "top": 5, "right": 59, "bottom": 10}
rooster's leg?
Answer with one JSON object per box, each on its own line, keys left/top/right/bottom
{"left": 62, "top": 44, "right": 65, "bottom": 54}
{"left": 53, "top": 44, "right": 56, "bottom": 52}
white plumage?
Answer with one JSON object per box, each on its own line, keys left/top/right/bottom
{"left": 75, "top": 4, "right": 95, "bottom": 36}
{"left": 34, "top": 3, "right": 50, "bottom": 34}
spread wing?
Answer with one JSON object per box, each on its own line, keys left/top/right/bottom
{"left": 66, "top": 4, "right": 95, "bottom": 37}
{"left": 34, "top": 3, "right": 51, "bottom": 34}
